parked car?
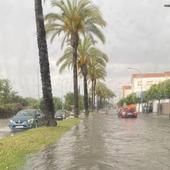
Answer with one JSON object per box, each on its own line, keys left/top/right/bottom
{"left": 9, "top": 109, "right": 45, "bottom": 130}
{"left": 118, "top": 107, "right": 138, "bottom": 118}
{"left": 55, "top": 110, "right": 67, "bottom": 120}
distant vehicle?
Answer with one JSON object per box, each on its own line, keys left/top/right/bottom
{"left": 9, "top": 109, "right": 45, "bottom": 130}
{"left": 118, "top": 106, "right": 138, "bottom": 118}
{"left": 55, "top": 110, "right": 68, "bottom": 120}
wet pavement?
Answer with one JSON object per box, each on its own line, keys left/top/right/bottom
{"left": 23, "top": 110, "right": 170, "bottom": 170}
{"left": 0, "top": 118, "right": 23, "bottom": 139}
{"left": 0, "top": 118, "right": 11, "bottom": 139}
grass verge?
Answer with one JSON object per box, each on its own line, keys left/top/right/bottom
{"left": 0, "top": 118, "right": 80, "bottom": 170}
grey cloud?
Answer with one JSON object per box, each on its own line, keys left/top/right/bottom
{"left": 0, "top": 0, "right": 170, "bottom": 98}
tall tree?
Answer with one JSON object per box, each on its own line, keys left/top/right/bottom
{"left": 57, "top": 37, "right": 107, "bottom": 115}
{"left": 0, "top": 79, "right": 16, "bottom": 104}
{"left": 45, "top": 0, "right": 106, "bottom": 117}
{"left": 88, "top": 54, "right": 108, "bottom": 111}
{"left": 34, "top": 0, "right": 56, "bottom": 126}
{"left": 96, "top": 81, "right": 115, "bottom": 109}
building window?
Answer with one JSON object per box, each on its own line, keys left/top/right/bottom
{"left": 147, "top": 81, "right": 153, "bottom": 86}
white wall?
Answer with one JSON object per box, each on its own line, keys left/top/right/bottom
{"left": 132, "top": 76, "right": 170, "bottom": 94}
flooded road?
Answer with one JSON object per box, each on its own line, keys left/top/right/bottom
{"left": 24, "top": 110, "right": 170, "bottom": 170}
{"left": 0, "top": 118, "right": 11, "bottom": 139}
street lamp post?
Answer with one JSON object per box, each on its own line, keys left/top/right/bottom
{"left": 164, "top": 4, "right": 170, "bottom": 117}
{"left": 128, "top": 67, "right": 143, "bottom": 112}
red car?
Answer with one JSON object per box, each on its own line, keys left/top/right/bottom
{"left": 118, "top": 107, "right": 138, "bottom": 118}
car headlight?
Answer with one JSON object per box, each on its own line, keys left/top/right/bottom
{"left": 28, "top": 119, "right": 34, "bottom": 124}
{"left": 23, "top": 121, "right": 27, "bottom": 124}
{"left": 122, "top": 111, "right": 126, "bottom": 115}
{"left": 10, "top": 120, "right": 15, "bottom": 123}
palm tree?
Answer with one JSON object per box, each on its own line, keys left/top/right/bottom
{"left": 57, "top": 37, "right": 107, "bottom": 115}
{"left": 96, "top": 81, "right": 115, "bottom": 109}
{"left": 88, "top": 55, "right": 108, "bottom": 111}
{"left": 45, "top": 0, "right": 106, "bottom": 117}
{"left": 34, "top": 0, "right": 56, "bottom": 126}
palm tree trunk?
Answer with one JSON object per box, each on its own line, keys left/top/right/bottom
{"left": 83, "top": 74, "right": 89, "bottom": 115}
{"left": 71, "top": 32, "right": 79, "bottom": 118}
{"left": 34, "top": 0, "right": 56, "bottom": 126}
{"left": 96, "top": 95, "right": 99, "bottom": 112}
{"left": 93, "top": 79, "right": 96, "bottom": 111}
{"left": 91, "top": 80, "right": 94, "bottom": 111}
{"left": 81, "top": 65, "right": 89, "bottom": 115}
{"left": 99, "top": 96, "right": 102, "bottom": 108}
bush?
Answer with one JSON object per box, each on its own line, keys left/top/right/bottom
{"left": 0, "top": 103, "right": 24, "bottom": 118}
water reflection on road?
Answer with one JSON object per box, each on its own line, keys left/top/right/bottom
{"left": 0, "top": 119, "right": 25, "bottom": 139}
{"left": 24, "top": 111, "right": 170, "bottom": 170}
{"left": 0, "top": 119, "right": 11, "bottom": 139}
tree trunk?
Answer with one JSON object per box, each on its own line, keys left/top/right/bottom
{"left": 158, "top": 99, "right": 161, "bottom": 115}
{"left": 81, "top": 64, "right": 89, "bottom": 115}
{"left": 34, "top": 0, "right": 56, "bottom": 126}
{"left": 99, "top": 96, "right": 102, "bottom": 109}
{"left": 91, "top": 80, "right": 94, "bottom": 111}
{"left": 71, "top": 32, "right": 79, "bottom": 118}
{"left": 93, "top": 79, "right": 96, "bottom": 111}
{"left": 96, "top": 95, "right": 99, "bottom": 112}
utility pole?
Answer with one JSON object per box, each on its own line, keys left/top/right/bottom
{"left": 164, "top": 3, "right": 170, "bottom": 118}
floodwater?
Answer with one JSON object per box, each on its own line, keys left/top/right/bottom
{"left": 0, "top": 118, "right": 25, "bottom": 139}
{"left": 0, "top": 118, "right": 11, "bottom": 139}
{"left": 23, "top": 110, "right": 170, "bottom": 170}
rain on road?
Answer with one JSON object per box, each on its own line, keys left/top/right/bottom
{"left": 0, "top": 118, "right": 11, "bottom": 139}
{"left": 23, "top": 110, "right": 170, "bottom": 170}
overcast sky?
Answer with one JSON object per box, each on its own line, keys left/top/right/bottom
{"left": 0, "top": 0, "right": 170, "bottom": 99}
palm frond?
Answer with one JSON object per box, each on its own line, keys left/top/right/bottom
{"left": 78, "top": 0, "right": 91, "bottom": 11}
{"left": 51, "top": 0, "right": 67, "bottom": 12}
{"left": 45, "top": 13, "right": 64, "bottom": 22}
{"left": 59, "top": 60, "right": 72, "bottom": 73}
{"left": 86, "top": 24, "right": 105, "bottom": 43}
{"left": 45, "top": 0, "right": 106, "bottom": 45}
{"left": 50, "top": 30, "right": 62, "bottom": 43}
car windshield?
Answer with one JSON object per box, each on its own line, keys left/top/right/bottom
{"left": 55, "top": 112, "right": 62, "bottom": 115}
{"left": 56, "top": 110, "right": 64, "bottom": 114}
{"left": 16, "top": 110, "right": 35, "bottom": 117}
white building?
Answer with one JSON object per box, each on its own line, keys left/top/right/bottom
{"left": 131, "top": 71, "right": 170, "bottom": 113}
{"left": 131, "top": 71, "right": 170, "bottom": 94}
{"left": 122, "top": 85, "right": 132, "bottom": 98}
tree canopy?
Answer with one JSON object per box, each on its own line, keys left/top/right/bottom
{"left": 118, "top": 79, "right": 170, "bottom": 106}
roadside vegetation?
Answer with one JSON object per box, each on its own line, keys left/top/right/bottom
{"left": 45, "top": 0, "right": 114, "bottom": 115}
{"left": 0, "top": 0, "right": 112, "bottom": 169}
{"left": 0, "top": 78, "right": 84, "bottom": 118}
{"left": 34, "top": 0, "right": 56, "bottom": 126}
{"left": 0, "top": 79, "right": 27, "bottom": 118}
{"left": 95, "top": 81, "right": 115, "bottom": 110}
{"left": 118, "top": 80, "right": 170, "bottom": 113}
{"left": 45, "top": 0, "right": 114, "bottom": 117}
{"left": 1, "top": 0, "right": 115, "bottom": 120}
{"left": 0, "top": 118, "right": 80, "bottom": 170}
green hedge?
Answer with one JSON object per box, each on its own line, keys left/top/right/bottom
{"left": 0, "top": 103, "right": 23, "bottom": 118}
